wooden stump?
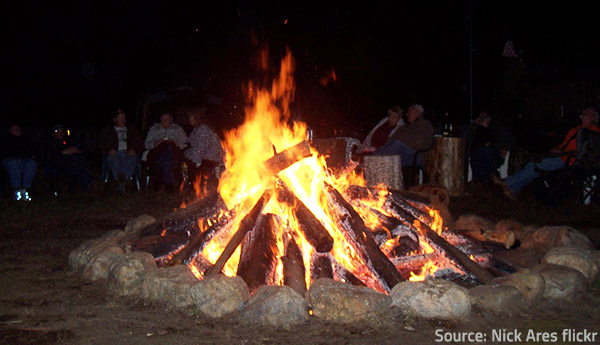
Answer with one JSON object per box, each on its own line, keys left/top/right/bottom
{"left": 424, "top": 137, "right": 465, "bottom": 196}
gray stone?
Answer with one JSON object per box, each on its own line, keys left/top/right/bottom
{"left": 190, "top": 275, "right": 250, "bottom": 318}
{"left": 142, "top": 265, "right": 199, "bottom": 307}
{"left": 124, "top": 214, "right": 156, "bottom": 235}
{"left": 491, "top": 269, "right": 545, "bottom": 303}
{"left": 469, "top": 284, "right": 522, "bottom": 312}
{"left": 526, "top": 226, "right": 592, "bottom": 250}
{"left": 306, "top": 278, "right": 391, "bottom": 323}
{"left": 542, "top": 246, "right": 599, "bottom": 283}
{"left": 107, "top": 251, "right": 158, "bottom": 296}
{"left": 81, "top": 246, "right": 124, "bottom": 282}
{"left": 390, "top": 279, "right": 471, "bottom": 320}
{"left": 239, "top": 285, "right": 309, "bottom": 329}
{"left": 68, "top": 230, "right": 126, "bottom": 273}
{"left": 533, "top": 263, "right": 588, "bottom": 300}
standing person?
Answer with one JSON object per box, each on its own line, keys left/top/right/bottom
{"left": 44, "top": 125, "right": 100, "bottom": 196}
{"left": 467, "top": 112, "right": 505, "bottom": 184}
{"left": 0, "top": 123, "right": 37, "bottom": 201}
{"left": 184, "top": 110, "right": 224, "bottom": 195}
{"left": 357, "top": 105, "right": 405, "bottom": 154}
{"left": 143, "top": 113, "right": 188, "bottom": 191}
{"left": 495, "top": 107, "right": 600, "bottom": 198}
{"left": 97, "top": 109, "right": 144, "bottom": 191}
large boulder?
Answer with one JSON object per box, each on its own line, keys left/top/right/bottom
{"left": 239, "top": 285, "right": 309, "bottom": 329}
{"left": 390, "top": 279, "right": 471, "bottom": 320}
{"left": 541, "top": 246, "right": 599, "bottom": 283}
{"left": 142, "top": 265, "right": 199, "bottom": 308}
{"left": 106, "top": 251, "right": 158, "bottom": 296}
{"left": 124, "top": 214, "right": 156, "bottom": 236}
{"left": 81, "top": 246, "right": 124, "bottom": 282}
{"left": 469, "top": 284, "right": 523, "bottom": 312}
{"left": 490, "top": 269, "right": 545, "bottom": 303}
{"left": 68, "top": 230, "right": 127, "bottom": 273}
{"left": 533, "top": 263, "right": 588, "bottom": 300}
{"left": 190, "top": 275, "right": 250, "bottom": 318}
{"left": 523, "top": 226, "right": 593, "bottom": 250}
{"left": 306, "top": 278, "right": 391, "bottom": 323}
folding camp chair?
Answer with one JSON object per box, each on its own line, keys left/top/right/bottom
{"left": 536, "top": 128, "right": 600, "bottom": 205}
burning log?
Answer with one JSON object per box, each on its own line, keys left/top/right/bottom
{"left": 311, "top": 254, "right": 334, "bottom": 280}
{"left": 129, "top": 233, "right": 189, "bottom": 265}
{"left": 264, "top": 141, "right": 312, "bottom": 175}
{"left": 390, "top": 198, "right": 495, "bottom": 283}
{"left": 277, "top": 183, "right": 334, "bottom": 253}
{"left": 237, "top": 213, "right": 279, "bottom": 293}
{"left": 453, "top": 227, "right": 516, "bottom": 249}
{"left": 205, "top": 190, "right": 271, "bottom": 277}
{"left": 164, "top": 210, "right": 237, "bottom": 266}
{"left": 327, "top": 184, "right": 405, "bottom": 292}
{"left": 282, "top": 238, "right": 307, "bottom": 296}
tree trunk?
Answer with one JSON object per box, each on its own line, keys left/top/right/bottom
{"left": 424, "top": 137, "right": 466, "bottom": 196}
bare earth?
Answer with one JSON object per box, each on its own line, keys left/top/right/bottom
{"left": 1, "top": 189, "right": 599, "bottom": 345}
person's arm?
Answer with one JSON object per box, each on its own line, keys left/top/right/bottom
{"left": 128, "top": 128, "right": 144, "bottom": 154}
{"left": 144, "top": 126, "right": 159, "bottom": 150}
{"left": 551, "top": 127, "right": 577, "bottom": 154}
{"left": 172, "top": 126, "right": 189, "bottom": 149}
{"left": 97, "top": 127, "right": 115, "bottom": 155}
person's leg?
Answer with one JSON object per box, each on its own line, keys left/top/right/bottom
{"left": 471, "top": 147, "right": 498, "bottom": 183}
{"left": 1, "top": 157, "right": 23, "bottom": 188}
{"left": 106, "top": 153, "right": 120, "bottom": 181}
{"left": 373, "top": 139, "right": 416, "bottom": 168}
{"left": 21, "top": 158, "right": 37, "bottom": 188}
{"left": 120, "top": 152, "right": 138, "bottom": 179}
{"left": 505, "top": 157, "right": 564, "bottom": 193}
{"left": 60, "top": 155, "right": 94, "bottom": 190}
{"left": 156, "top": 145, "right": 176, "bottom": 186}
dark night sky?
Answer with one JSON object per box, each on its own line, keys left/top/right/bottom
{"left": 3, "top": 1, "right": 600, "bottom": 137}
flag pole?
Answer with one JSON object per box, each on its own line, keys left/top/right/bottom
{"left": 468, "top": 0, "right": 474, "bottom": 123}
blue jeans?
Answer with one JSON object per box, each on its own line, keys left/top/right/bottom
{"left": 1, "top": 157, "right": 37, "bottom": 188}
{"left": 107, "top": 151, "right": 138, "bottom": 180}
{"left": 505, "top": 156, "right": 565, "bottom": 193}
{"left": 373, "top": 139, "right": 422, "bottom": 167}
{"left": 50, "top": 154, "right": 94, "bottom": 190}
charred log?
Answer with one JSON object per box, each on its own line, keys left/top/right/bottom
{"left": 311, "top": 254, "right": 334, "bottom": 281}
{"left": 205, "top": 190, "right": 271, "bottom": 277}
{"left": 164, "top": 209, "right": 236, "bottom": 266}
{"left": 264, "top": 141, "right": 312, "bottom": 175}
{"left": 277, "top": 183, "right": 334, "bottom": 253}
{"left": 327, "top": 184, "right": 405, "bottom": 292}
{"left": 237, "top": 213, "right": 279, "bottom": 294}
{"left": 129, "top": 233, "right": 189, "bottom": 265}
{"left": 282, "top": 238, "right": 307, "bottom": 296}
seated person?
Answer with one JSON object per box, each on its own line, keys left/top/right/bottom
{"left": 183, "top": 110, "right": 224, "bottom": 195}
{"left": 496, "top": 107, "right": 600, "bottom": 198}
{"left": 465, "top": 111, "right": 513, "bottom": 184}
{"left": 97, "top": 109, "right": 144, "bottom": 190}
{"left": 143, "top": 113, "right": 189, "bottom": 191}
{"left": 373, "top": 104, "right": 434, "bottom": 168}
{"left": 44, "top": 125, "right": 99, "bottom": 195}
{"left": 0, "top": 123, "right": 37, "bottom": 201}
{"left": 357, "top": 105, "right": 404, "bottom": 154}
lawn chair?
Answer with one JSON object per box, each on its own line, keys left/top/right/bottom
{"left": 535, "top": 128, "right": 600, "bottom": 205}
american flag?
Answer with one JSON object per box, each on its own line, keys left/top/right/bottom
{"left": 502, "top": 40, "right": 518, "bottom": 59}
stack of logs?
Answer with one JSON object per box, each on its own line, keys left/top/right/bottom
{"left": 131, "top": 141, "right": 513, "bottom": 295}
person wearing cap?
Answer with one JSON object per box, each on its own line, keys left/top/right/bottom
{"left": 357, "top": 105, "right": 405, "bottom": 154}
{"left": 44, "top": 124, "right": 99, "bottom": 195}
{"left": 0, "top": 123, "right": 37, "bottom": 201}
{"left": 495, "top": 106, "right": 600, "bottom": 198}
{"left": 97, "top": 109, "right": 144, "bottom": 190}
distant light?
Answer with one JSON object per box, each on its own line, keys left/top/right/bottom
{"left": 195, "top": 28, "right": 199, "bottom": 32}
{"left": 284, "top": 19, "right": 288, "bottom": 24}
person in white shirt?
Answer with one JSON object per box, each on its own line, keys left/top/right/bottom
{"left": 143, "top": 113, "right": 188, "bottom": 191}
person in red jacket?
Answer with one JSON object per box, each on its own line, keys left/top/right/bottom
{"left": 497, "top": 107, "right": 600, "bottom": 197}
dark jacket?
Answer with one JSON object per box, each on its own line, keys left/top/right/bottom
{"left": 0, "top": 134, "right": 37, "bottom": 160}
{"left": 97, "top": 126, "right": 144, "bottom": 155}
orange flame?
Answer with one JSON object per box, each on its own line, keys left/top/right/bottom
{"left": 409, "top": 260, "right": 438, "bottom": 281}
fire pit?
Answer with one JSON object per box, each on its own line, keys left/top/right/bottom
{"left": 69, "top": 52, "right": 600, "bottom": 328}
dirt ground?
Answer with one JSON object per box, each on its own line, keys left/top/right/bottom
{"left": 1, "top": 186, "right": 599, "bottom": 345}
